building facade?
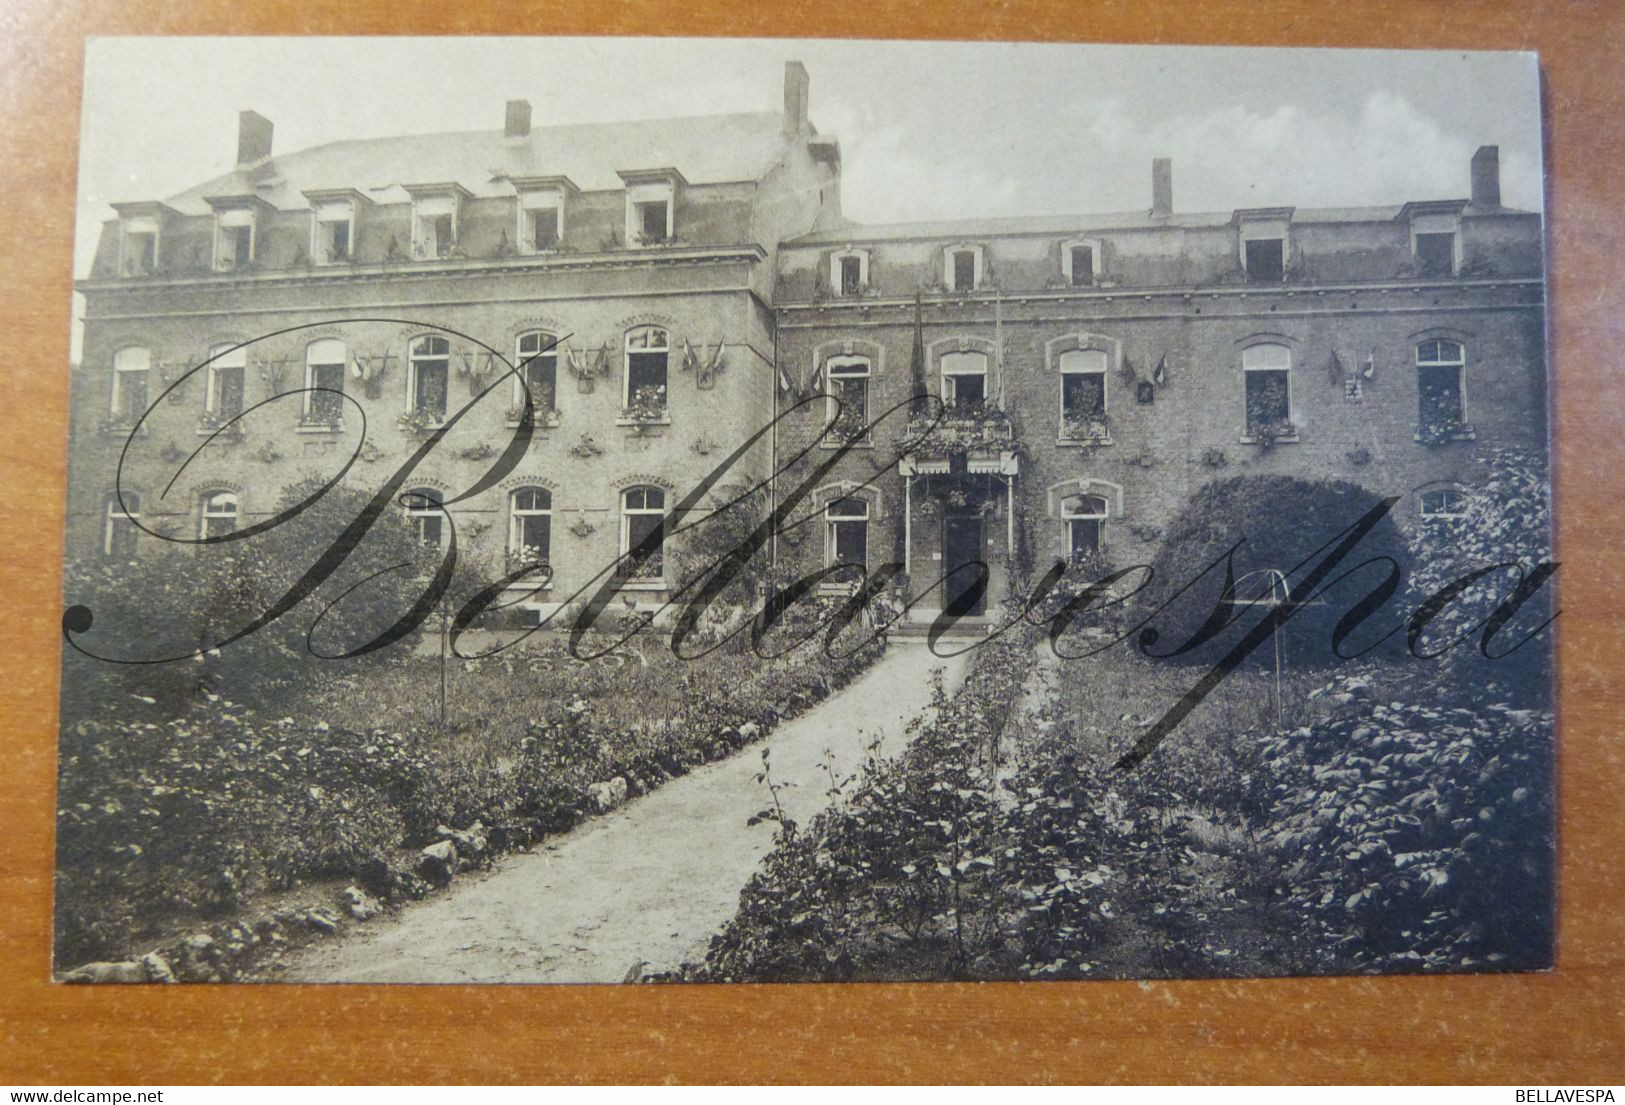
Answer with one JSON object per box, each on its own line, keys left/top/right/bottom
{"left": 71, "top": 63, "right": 1547, "bottom": 625}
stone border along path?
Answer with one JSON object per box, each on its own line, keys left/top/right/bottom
{"left": 277, "top": 641, "right": 971, "bottom": 984}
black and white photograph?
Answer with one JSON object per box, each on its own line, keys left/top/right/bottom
{"left": 56, "top": 36, "right": 1555, "bottom": 986}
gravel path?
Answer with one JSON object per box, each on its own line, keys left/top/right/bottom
{"left": 277, "top": 642, "right": 970, "bottom": 984}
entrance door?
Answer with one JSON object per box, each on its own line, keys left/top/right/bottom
{"left": 941, "top": 513, "right": 988, "bottom": 617}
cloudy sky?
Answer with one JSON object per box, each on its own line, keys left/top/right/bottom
{"left": 76, "top": 36, "right": 1543, "bottom": 280}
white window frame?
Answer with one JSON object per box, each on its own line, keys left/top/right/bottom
{"left": 213, "top": 207, "right": 257, "bottom": 272}
{"left": 204, "top": 343, "right": 248, "bottom": 420}
{"left": 940, "top": 350, "right": 989, "bottom": 405}
{"left": 110, "top": 346, "right": 151, "bottom": 420}
{"left": 119, "top": 216, "right": 160, "bottom": 277}
{"left": 508, "top": 486, "right": 553, "bottom": 568}
{"left": 1239, "top": 219, "right": 1290, "bottom": 281}
{"left": 625, "top": 182, "right": 675, "bottom": 247}
{"left": 518, "top": 188, "right": 564, "bottom": 253}
{"left": 513, "top": 331, "right": 560, "bottom": 421}
{"left": 407, "top": 335, "right": 451, "bottom": 422}
{"left": 1416, "top": 338, "right": 1469, "bottom": 430}
{"left": 824, "top": 496, "right": 871, "bottom": 578}
{"left": 618, "top": 485, "right": 667, "bottom": 586}
{"left": 1241, "top": 343, "right": 1296, "bottom": 440}
{"left": 199, "top": 490, "right": 240, "bottom": 540}
{"left": 1419, "top": 487, "right": 1469, "bottom": 520}
{"left": 824, "top": 355, "right": 871, "bottom": 442}
{"left": 411, "top": 195, "right": 460, "bottom": 260}
{"left": 404, "top": 487, "right": 446, "bottom": 548}
{"left": 103, "top": 491, "right": 140, "bottom": 558}
{"left": 303, "top": 338, "right": 347, "bottom": 425}
{"left": 1061, "top": 238, "right": 1101, "bottom": 287}
{"left": 1410, "top": 213, "right": 1462, "bottom": 277}
{"left": 311, "top": 200, "right": 356, "bottom": 265}
{"left": 831, "top": 249, "right": 870, "bottom": 296}
{"left": 944, "top": 244, "right": 984, "bottom": 291}
{"left": 1061, "top": 493, "right": 1108, "bottom": 560}
{"left": 622, "top": 326, "right": 670, "bottom": 415}
{"left": 1058, "top": 348, "right": 1110, "bottom": 437}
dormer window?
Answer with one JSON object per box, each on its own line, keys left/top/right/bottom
{"left": 832, "top": 249, "right": 869, "bottom": 296}
{"left": 520, "top": 190, "right": 562, "bottom": 252}
{"left": 405, "top": 185, "right": 469, "bottom": 261}
{"left": 305, "top": 192, "right": 366, "bottom": 265}
{"left": 120, "top": 217, "right": 159, "bottom": 277}
{"left": 214, "top": 209, "right": 255, "bottom": 270}
{"left": 1410, "top": 212, "right": 1461, "bottom": 278}
{"left": 1062, "top": 239, "right": 1101, "bottom": 287}
{"left": 620, "top": 170, "right": 683, "bottom": 248}
{"left": 945, "top": 245, "right": 983, "bottom": 291}
{"left": 1237, "top": 212, "right": 1292, "bottom": 282}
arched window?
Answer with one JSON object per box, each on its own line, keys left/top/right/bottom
{"left": 199, "top": 491, "right": 239, "bottom": 539}
{"left": 303, "top": 338, "right": 346, "bottom": 425}
{"left": 111, "top": 346, "right": 151, "bottom": 419}
{"left": 1061, "top": 494, "right": 1108, "bottom": 561}
{"left": 408, "top": 336, "right": 450, "bottom": 421}
{"left": 940, "top": 350, "right": 988, "bottom": 407}
{"left": 514, "top": 332, "right": 559, "bottom": 417}
{"left": 509, "top": 487, "right": 552, "bottom": 565}
{"left": 103, "top": 491, "right": 140, "bottom": 558}
{"left": 1417, "top": 339, "right": 1467, "bottom": 434}
{"left": 618, "top": 485, "right": 666, "bottom": 581}
{"left": 1059, "top": 348, "right": 1109, "bottom": 438}
{"left": 404, "top": 487, "right": 445, "bottom": 547}
{"left": 825, "top": 496, "right": 870, "bottom": 582}
{"left": 623, "top": 326, "right": 668, "bottom": 413}
{"left": 825, "top": 355, "right": 871, "bottom": 439}
{"left": 1420, "top": 487, "right": 1468, "bottom": 519}
{"left": 1242, "top": 343, "right": 1292, "bottom": 438}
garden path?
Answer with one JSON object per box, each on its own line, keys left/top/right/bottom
{"left": 278, "top": 641, "right": 969, "bottom": 983}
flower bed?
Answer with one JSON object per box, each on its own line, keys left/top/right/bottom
{"left": 54, "top": 613, "right": 885, "bottom": 978}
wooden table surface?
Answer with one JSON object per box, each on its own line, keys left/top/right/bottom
{"left": 1, "top": 0, "right": 1621, "bottom": 1085}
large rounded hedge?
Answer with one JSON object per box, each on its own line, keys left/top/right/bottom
{"left": 1143, "top": 475, "right": 1412, "bottom": 667}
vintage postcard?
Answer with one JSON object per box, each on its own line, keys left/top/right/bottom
{"left": 56, "top": 37, "right": 1553, "bottom": 985}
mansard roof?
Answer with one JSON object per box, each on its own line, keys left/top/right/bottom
{"left": 157, "top": 111, "right": 798, "bottom": 215}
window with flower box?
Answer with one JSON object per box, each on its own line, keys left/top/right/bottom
{"left": 622, "top": 326, "right": 669, "bottom": 420}
{"left": 408, "top": 336, "right": 450, "bottom": 422}
{"left": 301, "top": 339, "right": 347, "bottom": 427}
{"left": 831, "top": 250, "right": 869, "bottom": 296}
{"left": 508, "top": 487, "right": 552, "bottom": 568}
{"left": 825, "top": 355, "right": 871, "bottom": 443}
{"left": 1242, "top": 343, "right": 1295, "bottom": 441}
{"left": 110, "top": 346, "right": 151, "bottom": 421}
{"left": 1416, "top": 339, "right": 1468, "bottom": 441}
{"left": 618, "top": 486, "right": 666, "bottom": 582}
{"left": 199, "top": 491, "right": 239, "bottom": 539}
{"left": 407, "top": 189, "right": 465, "bottom": 260}
{"left": 103, "top": 491, "right": 140, "bottom": 558}
{"left": 514, "top": 331, "right": 559, "bottom": 422}
{"left": 204, "top": 343, "right": 247, "bottom": 429}
{"left": 1059, "top": 348, "right": 1109, "bottom": 441}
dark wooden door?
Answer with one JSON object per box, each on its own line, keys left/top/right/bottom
{"left": 941, "top": 513, "right": 988, "bottom": 616}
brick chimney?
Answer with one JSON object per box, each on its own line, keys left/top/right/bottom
{"left": 505, "top": 99, "right": 532, "bottom": 140}
{"left": 236, "top": 110, "right": 273, "bottom": 168}
{"left": 783, "top": 61, "right": 810, "bottom": 137}
{"left": 1471, "top": 145, "right": 1501, "bottom": 207}
{"left": 1151, "top": 157, "right": 1173, "bottom": 219}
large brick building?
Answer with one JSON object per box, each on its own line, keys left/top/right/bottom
{"left": 71, "top": 62, "right": 1546, "bottom": 625}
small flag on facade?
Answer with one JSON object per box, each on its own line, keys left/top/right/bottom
{"left": 681, "top": 339, "right": 699, "bottom": 374}
{"left": 1119, "top": 353, "right": 1138, "bottom": 384}
{"left": 1152, "top": 354, "right": 1169, "bottom": 386}
{"left": 1362, "top": 351, "right": 1376, "bottom": 379}
{"left": 1328, "top": 349, "right": 1346, "bottom": 386}
{"left": 778, "top": 364, "right": 793, "bottom": 393}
